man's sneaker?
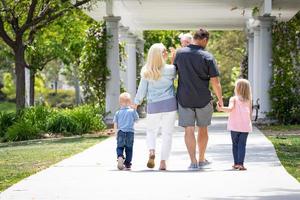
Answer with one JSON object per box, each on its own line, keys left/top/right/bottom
{"left": 198, "top": 159, "right": 211, "bottom": 168}
{"left": 117, "top": 157, "right": 125, "bottom": 170}
{"left": 188, "top": 163, "right": 199, "bottom": 170}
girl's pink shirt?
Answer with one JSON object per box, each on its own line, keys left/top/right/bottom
{"left": 227, "top": 96, "right": 252, "bottom": 133}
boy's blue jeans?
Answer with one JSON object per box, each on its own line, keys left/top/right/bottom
{"left": 116, "top": 130, "right": 134, "bottom": 167}
{"left": 231, "top": 131, "right": 249, "bottom": 165}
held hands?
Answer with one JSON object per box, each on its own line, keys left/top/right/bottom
{"left": 216, "top": 98, "right": 224, "bottom": 112}
{"left": 131, "top": 104, "right": 138, "bottom": 110}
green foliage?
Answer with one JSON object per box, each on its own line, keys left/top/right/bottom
{"left": 143, "top": 30, "right": 182, "bottom": 51}
{"left": 1, "top": 104, "right": 106, "bottom": 142}
{"left": 79, "top": 22, "right": 108, "bottom": 104}
{"left": 270, "top": 12, "right": 300, "bottom": 124}
{"left": 5, "top": 121, "right": 40, "bottom": 142}
{"left": 44, "top": 89, "right": 76, "bottom": 108}
{"left": 0, "top": 112, "right": 16, "bottom": 138}
{"left": 47, "top": 112, "right": 79, "bottom": 135}
{"left": 1, "top": 73, "right": 16, "bottom": 100}
{"left": 207, "top": 31, "right": 246, "bottom": 104}
{"left": 18, "top": 106, "right": 53, "bottom": 132}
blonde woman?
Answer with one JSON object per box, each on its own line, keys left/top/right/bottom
{"left": 133, "top": 43, "right": 177, "bottom": 170}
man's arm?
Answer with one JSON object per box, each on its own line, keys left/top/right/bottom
{"left": 210, "top": 77, "right": 223, "bottom": 107}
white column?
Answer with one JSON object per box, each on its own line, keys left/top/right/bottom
{"left": 258, "top": 16, "right": 275, "bottom": 117}
{"left": 125, "top": 33, "right": 137, "bottom": 99}
{"left": 247, "top": 31, "right": 254, "bottom": 90}
{"left": 252, "top": 25, "right": 260, "bottom": 109}
{"left": 25, "top": 67, "right": 30, "bottom": 107}
{"left": 119, "top": 26, "right": 129, "bottom": 90}
{"left": 136, "top": 38, "right": 145, "bottom": 67}
{"left": 104, "top": 16, "right": 121, "bottom": 124}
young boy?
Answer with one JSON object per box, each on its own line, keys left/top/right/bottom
{"left": 114, "top": 92, "right": 139, "bottom": 170}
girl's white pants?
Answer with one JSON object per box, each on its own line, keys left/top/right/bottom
{"left": 146, "top": 111, "right": 176, "bottom": 161}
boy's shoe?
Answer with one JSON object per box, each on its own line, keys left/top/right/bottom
{"left": 188, "top": 163, "right": 199, "bottom": 170}
{"left": 147, "top": 154, "right": 155, "bottom": 169}
{"left": 198, "top": 159, "right": 211, "bottom": 168}
{"left": 238, "top": 165, "right": 247, "bottom": 171}
{"left": 232, "top": 164, "right": 240, "bottom": 169}
{"left": 117, "top": 157, "right": 125, "bottom": 170}
{"left": 124, "top": 162, "right": 132, "bottom": 170}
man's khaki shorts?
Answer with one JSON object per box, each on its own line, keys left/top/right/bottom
{"left": 178, "top": 101, "right": 214, "bottom": 127}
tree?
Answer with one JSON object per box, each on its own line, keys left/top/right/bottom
{"left": 0, "top": 0, "right": 95, "bottom": 110}
{"left": 27, "top": 9, "right": 93, "bottom": 105}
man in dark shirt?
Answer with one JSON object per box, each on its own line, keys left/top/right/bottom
{"left": 174, "top": 28, "right": 223, "bottom": 169}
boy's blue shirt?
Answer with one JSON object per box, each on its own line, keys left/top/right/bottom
{"left": 113, "top": 106, "right": 139, "bottom": 133}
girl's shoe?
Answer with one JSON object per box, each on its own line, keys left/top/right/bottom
{"left": 238, "top": 165, "right": 247, "bottom": 171}
{"left": 147, "top": 154, "right": 155, "bottom": 168}
{"left": 117, "top": 157, "right": 124, "bottom": 170}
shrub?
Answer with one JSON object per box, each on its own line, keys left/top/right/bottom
{"left": 0, "top": 112, "right": 16, "bottom": 138}
{"left": 19, "top": 106, "right": 53, "bottom": 132}
{"left": 46, "top": 111, "right": 79, "bottom": 135}
{"left": 69, "top": 105, "right": 106, "bottom": 134}
{"left": 270, "top": 12, "right": 300, "bottom": 124}
{"left": 5, "top": 121, "right": 40, "bottom": 141}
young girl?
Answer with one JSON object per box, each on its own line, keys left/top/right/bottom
{"left": 217, "top": 79, "right": 252, "bottom": 170}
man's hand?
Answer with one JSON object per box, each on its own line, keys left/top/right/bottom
{"left": 210, "top": 77, "right": 223, "bottom": 107}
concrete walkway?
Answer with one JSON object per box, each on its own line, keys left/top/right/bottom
{"left": 1, "top": 117, "right": 300, "bottom": 200}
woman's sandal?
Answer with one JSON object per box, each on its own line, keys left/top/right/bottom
{"left": 147, "top": 154, "right": 155, "bottom": 168}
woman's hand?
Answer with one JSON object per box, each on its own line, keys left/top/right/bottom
{"left": 131, "top": 104, "right": 138, "bottom": 110}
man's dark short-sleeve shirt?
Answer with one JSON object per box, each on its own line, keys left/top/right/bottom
{"left": 174, "top": 44, "right": 219, "bottom": 108}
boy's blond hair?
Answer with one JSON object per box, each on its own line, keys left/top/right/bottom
{"left": 142, "top": 43, "right": 166, "bottom": 80}
{"left": 235, "top": 79, "right": 252, "bottom": 102}
{"left": 119, "top": 92, "right": 131, "bottom": 106}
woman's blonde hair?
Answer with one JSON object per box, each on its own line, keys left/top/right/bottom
{"left": 235, "top": 79, "right": 252, "bottom": 102}
{"left": 142, "top": 43, "right": 166, "bottom": 80}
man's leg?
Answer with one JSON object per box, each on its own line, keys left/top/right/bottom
{"left": 185, "top": 126, "right": 197, "bottom": 164}
{"left": 197, "top": 126, "right": 208, "bottom": 162}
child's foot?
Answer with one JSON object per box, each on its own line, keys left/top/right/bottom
{"left": 232, "top": 164, "right": 240, "bottom": 169}
{"left": 147, "top": 154, "right": 155, "bottom": 169}
{"left": 238, "top": 165, "right": 247, "bottom": 171}
{"left": 117, "top": 157, "right": 124, "bottom": 170}
{"left": 159, "top": 160, "right": 166, "bottom": 170}
{"left": 125, "top": 164, "right": 132, "bottom": 170}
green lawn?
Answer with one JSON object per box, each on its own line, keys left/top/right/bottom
{"left": 0, "top": 136, "right": 107, "bottom": 191}
{"left": 0, "top": 102, "right": 16, "bottom": 113}
{"left": 268, "top": 135, "right": 300, "bottom": 182}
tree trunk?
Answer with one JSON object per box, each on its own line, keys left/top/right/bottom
{"left": 29, "top": 69, "right": 35, "bottom": 106}
{"left": 14, "top": 45, "right": 26, "bottom": 111}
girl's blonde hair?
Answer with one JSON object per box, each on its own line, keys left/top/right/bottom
{"left": 235, "top": 79, "right": 252, "bottom": 102}
{"left": 142, "top": 43, "right": 166, "bottom": 80}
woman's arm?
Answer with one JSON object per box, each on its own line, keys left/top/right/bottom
{"left": 134, "top": 77, "right": 148, "bottom": 106}
{"left": 217, "top": 97, "right": 235, "bottom": 113}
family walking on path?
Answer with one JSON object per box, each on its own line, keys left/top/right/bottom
{"left": 114, "top": 28, "right": 253, "bottom": 171}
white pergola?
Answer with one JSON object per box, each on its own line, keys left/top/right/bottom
{"left": 84, "top": 0, "right": 300, "bottom": 123}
